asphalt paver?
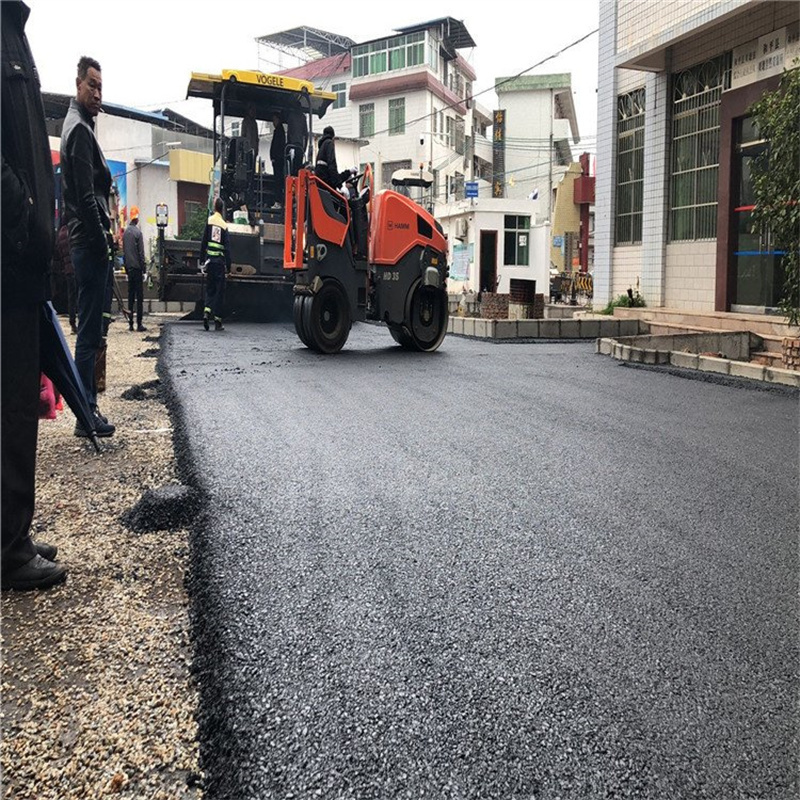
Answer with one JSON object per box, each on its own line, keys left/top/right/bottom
{"left": 163, "top": 320, "right": 799, "bottom": 800}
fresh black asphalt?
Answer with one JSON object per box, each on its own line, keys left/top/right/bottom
{"left": 162, "top": 320, "right": 799, "bottom": 800}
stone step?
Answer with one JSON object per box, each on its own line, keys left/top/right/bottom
{"left": 613, "top": 307, "right": 799, "bottom": 339}
{"left": 750, "top": 350, "right": 783, "bottom": 367}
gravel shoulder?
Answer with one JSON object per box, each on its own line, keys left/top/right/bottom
{"left": 1, "top": 316, "right": 202, "bottom": 799}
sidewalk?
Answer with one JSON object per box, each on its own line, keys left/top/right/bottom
{"left": 1, "top": 315, "right": 202, "bottom": 800}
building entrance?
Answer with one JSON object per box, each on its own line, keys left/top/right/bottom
{"left": 731, "top": 116, "right": 785, "bottom": 312}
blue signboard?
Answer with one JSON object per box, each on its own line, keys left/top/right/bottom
{"left": 465, "top": 181, "right": 478, "bottom": 198}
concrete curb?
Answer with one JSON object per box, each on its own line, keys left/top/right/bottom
{"left": 447, "top": 316, "right": 644, "bottom": 340}
{"left": 596, "top": 337, "right": 800, "bottom": 387}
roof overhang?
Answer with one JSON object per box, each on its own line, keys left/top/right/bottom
{"left": 394, "top": 17, "right": 476, "bottom": 50}
{"left": 615, "top": 3, "right": 753, "bottom": 71}
{"left": 255, "top": 26, "right": 355, "bottom": 61}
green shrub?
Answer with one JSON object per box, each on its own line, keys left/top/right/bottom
{"left": 598, "top": 289, "right": 646, "bottom": 315}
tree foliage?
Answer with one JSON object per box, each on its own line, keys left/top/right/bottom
{"left": 177, "top": 205, "right": 209, "bottom": 241}
{"left": 748, "top": 65, "right": 800, "bottom": 325}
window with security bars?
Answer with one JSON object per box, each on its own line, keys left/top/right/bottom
{"left": 669, "top": 55, "right": 730, "bottom": 241}
{"left": 615, "top": 88, "right": 645, "bottom": 245}
{"left": 504, "top": 215, "right": 530, "bottom": 266}
{"left": 332, "top": 83, "right": 346, "bottom": 110}
{"left": 388, "top": 98, "right": 405, "bottom": 136}
{"left": 359, "top": 103, "right": 375, "bottom": 138}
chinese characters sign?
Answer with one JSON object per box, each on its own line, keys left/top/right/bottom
{"left": 492, "top": 109, "right": 505, "bottom": 198}
{"left": 731, "top": 24, "right": 800, "bottom": 90}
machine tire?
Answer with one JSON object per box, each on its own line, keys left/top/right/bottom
{"left": 303, "top": 280, "right": 351, "bottom": 354}
{"left": 402, "top": 282, "right": 448, "bottom": 352}
{"left": 293, "top": 295, "right": 313, "bottom": 348}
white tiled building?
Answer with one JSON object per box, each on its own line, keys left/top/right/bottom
{"left": 595, "top": 0, "right": 799, "bottom": 313}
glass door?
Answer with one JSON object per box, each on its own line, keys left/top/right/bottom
{"left": 731, "top": 116, "right": 785, "bottom": 312}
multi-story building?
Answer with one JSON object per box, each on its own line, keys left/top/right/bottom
{"left": 258, "top": 20, "right": 494, "bottom": 207}
{"left": 595, "top": 0, "right": 799, "bottom": 313}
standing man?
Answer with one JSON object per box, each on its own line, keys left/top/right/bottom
{"left": 200, "top": 197, "right": 231, "bottom": 331}
{"left": 123, "top": 206, "right": 146, "bottom": 332}
{"left": 286, "top": 102, "right": 308, "bottom": 177}
{"left": 241, "top": 104, "right": 260, "bottom": 161}
{"left": 60, "top": 55, "right": 115, "bottom": 438}
{"left": 270, "top": 112, "right": 286, "bottom": 206}
{"left": 1, "top": 0, "right": 67, "bottom": 590}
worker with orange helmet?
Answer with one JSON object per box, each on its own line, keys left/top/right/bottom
{"left": 122, "top": 205, "right": 147, "bottom": 331}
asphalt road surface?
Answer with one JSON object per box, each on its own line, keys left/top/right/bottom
{"left": 163, "top": 321, "right": 799, "bottom": 800}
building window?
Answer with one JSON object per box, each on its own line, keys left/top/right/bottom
{"left": 455, "top": 118, "right": 465, "bottom": 156}
{"left": 504, "top": 215, "right": 530, "bottom": 266}
{"left": 359, "top": 103, "right": 375, "bottom": 138}
{"left": 389, "top": 98, "right": 405, "bottom": 136}
{"left": 369, "top": 41, "right": 387, "bottom": 75}
{"left": 615, "top": 88, "right": 645, "bottom": 245}
{"left": 352, "top": 51, "right": 368, "bottom": 78}
{"left": 332, "top": 83, "right": 346, "bottom": 110}
{"left": 407, "top": 32, "right": 425, "bottom": 67}
{"left": 230, "top": 120, "right": 241, "bottom": 138}
{"left": 351, "top": 32, "right": 428, "bottom": 79}
{"left": 669, "top": 55, "right": 729, "bottom": 241}
{"left": 446, "top": 116, "right": 455, "bottom": 148}
{"left": 388, "top": 37, "right": 406, "bottom": 70}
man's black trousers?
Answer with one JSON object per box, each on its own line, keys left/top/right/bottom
{"left": 1, "top": 304, "right": 40, "bottom": 572}
{"left": 128, "top": 269, "right": 144, "bottom": 327}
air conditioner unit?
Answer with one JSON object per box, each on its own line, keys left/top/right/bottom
{"left": 455, "top": 218, "right": 468, "bottom": 239}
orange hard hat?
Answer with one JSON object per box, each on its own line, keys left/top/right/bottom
{"left": 130, "top": 206, "right": 140, "bottom": 220}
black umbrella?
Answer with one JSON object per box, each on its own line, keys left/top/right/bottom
{"left": 39, "top": 302, "right": 100, "bottom": 453}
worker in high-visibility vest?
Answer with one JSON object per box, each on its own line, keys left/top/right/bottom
{"left": 200, "top": 197, "right": 231, "bottom": 331}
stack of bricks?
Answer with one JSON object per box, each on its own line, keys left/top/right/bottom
{"left": 480, "top": 293, "right": 510, "bottom": 320}
{"left": 533, "top": 293, "right": 545, "bottom": 319}
{"left": 781, "top": 337, "right": 800, "bottom": 371}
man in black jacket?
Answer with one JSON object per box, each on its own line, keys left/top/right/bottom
{"left": 286, "top": 103, "right": 308, "bottom": 177}
{"left": 270, "top": 113, "right": 286, "bottom": 206}
{"left": 122, "top": 206, "right": 146, "bottom": 332}
{"left": 314, "top": 126, "right": 351, "bottom": 191}
{"left": 60, "top": 55, "right": 115, "bottom": 438}
{"left": 1, "top": 0, "right": 67, "bottom": 590}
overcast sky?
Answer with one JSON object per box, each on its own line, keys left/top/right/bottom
{"left": 25, "top": 0, "right": 599, "bottom": 149}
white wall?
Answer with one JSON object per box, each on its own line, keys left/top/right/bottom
{"left": 438, "top": 199, "right": 550, "bottom": 297}
{"left": 665, "top": 242, "right": 716, "bottom": 311}
{"left": 96, "top": 115, "right": 152, "bottom": 163}
{"left": 134, "top": 163, "right": 177, "bottom": 260}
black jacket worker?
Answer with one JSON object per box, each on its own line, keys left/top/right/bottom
{"left": 122, "top": 207, "right": 146, "bottom": 331}
{"left": 314, "top": 126, "right": 350, "bottom": 190}
{"left": 1, "top": 0, "right": 67, "bottom": 590}
{"left": 60, "top": 54, "right": 115, "bottom": 436}
{"left": 270, "top": 113, "right": 286, "bottom": 205}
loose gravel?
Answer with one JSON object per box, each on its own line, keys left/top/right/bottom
{"left": 1, "top": 315, "right": 202, "bottom": 800}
